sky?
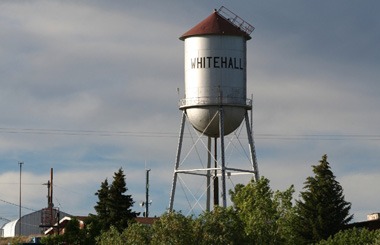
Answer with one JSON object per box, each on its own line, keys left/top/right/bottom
{"left": 0, "top": 0, "right": 379, "bottom": 226}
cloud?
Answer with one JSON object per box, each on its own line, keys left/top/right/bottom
{"left": 340, "top": 173, "right": 380, "bottom": 221}
{"left": 0, "top": 0, "right": 379, "bottom": 224}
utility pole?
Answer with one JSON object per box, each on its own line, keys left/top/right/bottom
{"left": 145, "top": 169, "right": 151, "bottom": 217}
{"left": 18, "top": 162, "right": 24, "bottom": 236}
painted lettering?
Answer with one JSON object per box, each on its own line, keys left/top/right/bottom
{"left": 197, "top": 57, "right": 202, "bottom": 68}
{"left": 191, "top": 59, "right": 196, "bottom": 69}
{"left": 214, "top": 57, "right": 220, "bottom": 68}
{"left": 228, "top": 58, "right": 233, "bottom": 68}
{"left": 190, "top": 56, "right": 244, "bottom": 70}
{"left": 206, "top": 57, "right": 212, "bottom": 68}
{"left": 221, "top": 57, "right": 227, "bottom": 68}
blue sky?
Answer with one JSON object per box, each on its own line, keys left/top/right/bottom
{"left": 0, "top": 0, "right": 379, "bottom": 225}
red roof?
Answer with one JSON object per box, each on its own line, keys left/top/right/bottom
{"left": 180, "top": 11, "right": 251, "bottom": 40}
{"left": 135, "top": 217, "right": 159, "bottom": 225}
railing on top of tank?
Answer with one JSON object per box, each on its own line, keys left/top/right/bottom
{"left": 217, "top": 6, "right": 254, "bottom": 35}
{"left": 179, "top": 97, "right": 252, "bottom": 108}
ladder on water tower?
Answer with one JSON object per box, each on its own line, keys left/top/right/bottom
{"left": 217, "top": 6, "right": 255, "bottom": 35}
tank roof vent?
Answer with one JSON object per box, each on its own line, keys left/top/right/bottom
{"left": 217, "top": 6, "right": 254, "bottom": 35}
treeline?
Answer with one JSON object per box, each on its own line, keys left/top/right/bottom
{"left": 41, "top": 155, "right": 380, "bottom": 244}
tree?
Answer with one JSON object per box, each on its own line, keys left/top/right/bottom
{"left": 317, "top": 228, "right": 380, "bottom": 245}
{"left": 94, "top": 178, "right": 110, "bottom": 231}
{"left": 40, "top": 218, "right": 88, "bottom": 245}
{"left": 151, "top": 211, "right": 196, "bottom": 245}
{"left": 91, "top": 168, "right": 139, "bottom": 234}
{"left": 96, "top": 226, "right": 124, "bottom": 245}
{"left": 229, "top": 177, "right": 298, "bottom": 244}
{"left": 195, "top": 206, "right": 247, "bottom": 245}
{"left": 124, "top": 222, "right": 153, "bottom": 245}
{"left": 63, "top": 218, "right": 87, "bottom": 244}
{"left": 108, "top": 168, "right": 139, "bottom": 232}
{"left": 295, "top": 154, "right": 353, "bottom": 244}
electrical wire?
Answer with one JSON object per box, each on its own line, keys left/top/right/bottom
{"left": 0, "top": 126, "right": 379, "bottom": 141}
{"left": 0, "top": 198, "right": 37, "bottom": 212}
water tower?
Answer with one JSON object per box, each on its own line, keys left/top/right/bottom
{"left": 169, "top": 6, "right": 259, "bottom": 212}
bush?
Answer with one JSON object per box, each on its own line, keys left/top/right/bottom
{"left": 317, "top": 228, "right": 380, "bottom": 245}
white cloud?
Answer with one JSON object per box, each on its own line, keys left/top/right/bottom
{"left": 340, "top": 173, "right": 380, "bottom": 221}
{"left": 0, "top": 1, "right": 379, "bottom": 223}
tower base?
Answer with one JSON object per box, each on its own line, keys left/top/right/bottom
{"left": 168, "top": 106, "right": 259, "bottom": 213}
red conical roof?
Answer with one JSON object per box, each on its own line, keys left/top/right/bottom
{"left": 180, "top": 11, "right": 251, "bottom": 40}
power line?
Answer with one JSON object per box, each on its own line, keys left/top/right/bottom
{"left": 0, "top": 127, "right": 178, "bottom": 137}
{"left": 0, "top": 216, "right": 11, "bottom": 222}
{"left": 255, "top": 134, "right": 380, "bottom": 141}
{"left": 0, "top": 127, "right": 379, "bottom": 141}
{"left": 0, "top": 198, "right": 37, "bottom": 212}
{"left": 0, "top": 182, "right": 44, "bottom": 185}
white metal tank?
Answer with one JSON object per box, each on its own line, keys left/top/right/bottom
{"left": 179, "top": 8, "right": 253, "bottom": 137}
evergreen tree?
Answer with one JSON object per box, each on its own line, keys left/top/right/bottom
{"left": 92, "top": 168, "right": 139, "bottom": 233}
{"left": 94, "top": 178, "right": 110, "bottom": 230}
{"left": 108, "top": 168, "right": 139, "bottom": 232}
{"left": 295, "top": 154, "right": 353, "bottom": 244}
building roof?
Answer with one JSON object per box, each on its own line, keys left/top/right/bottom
{"left": 44, "top": 216, "right": 85, "bottom": 235}
{"left": 345, "top": 219, "right": 380, "bottom": 231}
{"left": 0, "top": 209, "right": 71, "bottom": 238}
{"left": 179, "top": 11, "right": 251, "bottom": 41}
{"left": 135, "top": 217, "right": 159, "bottom": 225}
{"left": 1, "top": 219, "right": 18, "bottom": 237}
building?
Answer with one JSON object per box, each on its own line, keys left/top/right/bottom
{"left": 345, "top": 213, "right": 380, "bottom": 231}
{"left": 44, "top": 216, "right": 85, "bottom": 235}
{"left": 0, "top": 209, "right": 70, "bottom": 238}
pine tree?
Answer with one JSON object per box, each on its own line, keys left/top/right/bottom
{"left": 94, "top": 178, "right": 110, "bottom": 230}
{"left": 295, "top": 154, "right": 353, "bottom": 244}
{"left": 108, "top": 168, "right": 139, "bottom": 232}
{"left": 93, "top": 168, "right": 139, "bottom": 233}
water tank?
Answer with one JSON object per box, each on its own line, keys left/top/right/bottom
{"left": 179, "top": 9, "right": 253, "bottom": 137}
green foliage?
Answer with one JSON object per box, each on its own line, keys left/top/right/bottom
{"left": 91, "top": 168, "right": 139, "bottom": 234}
{"left": 273, "top": 185, "right": 300, "bottom": 245}
{"left": 195, "top": 206, "right": 247, "bottom": 245}
{"left": 84, "top": 214, "right": 102, "bottom": 244}
{"left": 2, "top": 236, "right": 30, "bottom": 245}
{"left": 108, "top": 168, "right": 139, "bottom": 231}
{"left": 94, "top": 178, "right": 110, "bottom": 231}
{"left": 90, "top": 156, "right": 355, "bottom": 244}
{"left": 40, "top": 218, "right": 89, "bottom": 245}
{"left": 295, "top": 155, "right": 353, "bottom": 244}
{"left": 151, "top": 211, "right": 196, "bottom": 245}
{"left": 96, "top": 226, "right": 124, "bottom": 245}
{"left": 124, "top": 222, "right": 153, "bottom": 245}
{"left": 41, "top": 234, "right": 65, "bottom": 245}
{"left": 63, "top": 218, "right": 87, "bottom": 244}
{"left": 317, "top": 228, "right": 380, "bottom": 245}
{"left": 230, "top": 176, "right": 297, "bottom": 244}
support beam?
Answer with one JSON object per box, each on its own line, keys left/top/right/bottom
{"left": 206, "top": 137, "right": 211, "bottom": 211}
{"left": 245, "top": 112, "right": 259, "bottom": 181}
{"left": 219, "top": 107, "right": 227, "bottom": 208}
{"left": 169, "top": 111, "right": 186, "bottom": 211}
{"left": 213, "top": 137, "right": 219, "bottom": 206}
